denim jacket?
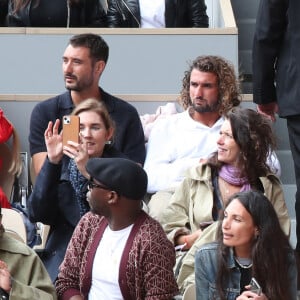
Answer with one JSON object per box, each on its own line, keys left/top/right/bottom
{"left": 195, "top": 242, "right": 297, "bottom": 300}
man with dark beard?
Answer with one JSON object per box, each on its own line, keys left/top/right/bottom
{"left": 144, "top": 55, "right": 241, "bottom": 222}
{"left": 29, "top": 33, "right": 145, "bottom": 178}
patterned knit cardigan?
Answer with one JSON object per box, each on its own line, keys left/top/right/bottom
{"left": 55, "top": 211, "right": 179, "bottom": 300}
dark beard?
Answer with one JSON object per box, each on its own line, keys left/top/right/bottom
{"left": 192, "top": 101, "right": 220, "bottom": 113}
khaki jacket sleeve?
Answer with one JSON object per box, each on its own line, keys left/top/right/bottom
{"left": 0, "top": 235, "right": 57, "bottom": 300}
{"left": 261, "top": 175, "right": 291, "bottom": 236}
{"left": 161, "top": 178, "right": 194, "bottom": 243}
{"left": 176, "top": 222, "right": 219, "bottom": 292}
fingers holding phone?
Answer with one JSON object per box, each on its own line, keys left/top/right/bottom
{"left": 63, "top": 139, "right": 89, "bottom": 178}
{"left": 237, "top": 278, "right": 268, "bottom": 300}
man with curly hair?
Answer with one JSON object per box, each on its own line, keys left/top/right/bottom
{"left": 144, "top": 55, "right": 241, "bottom": 222}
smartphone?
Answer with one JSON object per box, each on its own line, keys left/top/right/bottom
{"left": 249, "top": 277, "right": 262, "bottom": 295}
{"left": 62, "top": 115, "right": 80, "bottom": 147}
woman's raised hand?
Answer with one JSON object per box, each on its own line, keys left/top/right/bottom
{"left": 44, "top": 119, "right": 63, "bottom": 164}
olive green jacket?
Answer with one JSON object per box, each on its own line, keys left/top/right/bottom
{"left": 162, "top": 163, "right": 291, "bottom": 292}
{"left": 0, "top": 232, "right": 57, "bottom": 300}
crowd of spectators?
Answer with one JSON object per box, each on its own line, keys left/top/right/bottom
{"left": 0, "top": 0, "right": 299, "bottom": 298}
{"left": 0, "top": 0, "right": 209, "bottom": 28}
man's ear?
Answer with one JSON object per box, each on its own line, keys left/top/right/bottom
{"left": 95, "top": 60, "right": 106, "bottom": 75}
{"left": 107, "top": 191, "right": 118, "bottom": 204}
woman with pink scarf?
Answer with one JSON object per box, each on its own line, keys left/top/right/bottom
{"left": 161, "top": 107, "right": 290, "bottom": 292}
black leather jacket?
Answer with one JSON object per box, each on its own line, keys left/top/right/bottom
{"left": 6, "top": 0, "right": 106, "bottom": 27}
{"left": 0, "top": 0, "right": 7, "bottom": 26}
{"left": 107, "top": 0, "right": 209, "bottom": 28}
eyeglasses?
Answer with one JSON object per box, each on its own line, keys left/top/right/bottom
{"left": 87, "top": 180, "right": 111, "bottom": 191}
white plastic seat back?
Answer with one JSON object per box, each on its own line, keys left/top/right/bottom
{"left": 2, "top": 208, "right": 27, "bottom": 243}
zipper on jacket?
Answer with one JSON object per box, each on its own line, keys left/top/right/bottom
{"left": 115, "top": 0, "right": 126, "bottom": 21}
{"left": 120, "top": 0, "right": 140, "bottom": 27}
{"left": 67, "top": 0, "right": 70, "bottom": 27}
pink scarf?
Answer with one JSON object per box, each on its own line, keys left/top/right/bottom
{"left": 219, "top": 164, "right": 251, "bottom": 192}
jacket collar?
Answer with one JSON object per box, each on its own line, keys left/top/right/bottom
{"left": 0, "top": 233, "right": 31, "bottom": 256}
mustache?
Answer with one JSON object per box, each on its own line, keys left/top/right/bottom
{"left": 64, "top": 73, "right": 77, "bottom": 80}
{"left": 193, "top": 96, "right": 205, "bottom": 101}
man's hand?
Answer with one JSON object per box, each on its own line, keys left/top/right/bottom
{"left": 256, "top": 102, "right": 278, "bottom": 122}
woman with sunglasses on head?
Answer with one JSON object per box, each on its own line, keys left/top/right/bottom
{"left": 27, "top": 98, "right": 126, "bottom": 282}
{"left": 195, "top": 190, "right": 297, "bottom": 300}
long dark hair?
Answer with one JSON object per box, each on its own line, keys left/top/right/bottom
{"left": 207, "top": 107, "right": 276, "bottom": 186}
{"left": 216, "top": 190, "right": 293, "bottom": 300}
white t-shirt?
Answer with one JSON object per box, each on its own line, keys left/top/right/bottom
{"left": 89, "top": 224, "right": 133, "bottom": 300}
{"left": 139, "top": 0, "right": 165, "bottom": 28}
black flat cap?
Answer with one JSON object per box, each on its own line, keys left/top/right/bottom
{"left": 86, "top": 157, "right": 148, "bottom": 200}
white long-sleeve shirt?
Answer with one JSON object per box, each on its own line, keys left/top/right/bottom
{"left": 144, "top": 110, "right": 281, "bottom": 193}
{"left": 144, "top": 110, "right": 223, "bottom": 193}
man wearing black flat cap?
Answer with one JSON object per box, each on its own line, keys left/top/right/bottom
{"left": 56, "top": 157, "right": 179, "bottom": 300}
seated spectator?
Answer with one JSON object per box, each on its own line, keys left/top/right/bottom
{"left": 195, "top": 190, "right": 296, "bottom": 300}
{"left": 144, "top": 55, "right": 241, "bottom": 220}
{"left": 29, "top": 33, "right": 145, "bottom": 177}
{"left": 107, "top": 0, "right": 208, "bottom": 28}
{"left": 28, "top": 98, "right": 127, "bottom": 282}
{"left": 6, "top": 0, "right": 106, "bottom": 27}
{"left": 161, "top": 107, "right": 290, "bottom": 292}
{"left": 55, "top": 157, "right": 179, "bottom": 299}
{"left": 0, "top": 204, "right": 57, "bottom": 299}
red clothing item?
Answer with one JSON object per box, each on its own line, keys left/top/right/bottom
{"left": 0, "top": 109, "right": 13, "bottom": 144}
{"left": 56, "top": 211, "right": 179, "bottom": 300}
{"left": 0, "top": 188, "right": 11, "bottom": 209}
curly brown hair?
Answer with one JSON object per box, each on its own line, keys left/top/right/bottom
{"left": 178, "top": 55, "right": 241, "bottom": 113}
{"left": 208, "top": 107, "right": 277, "bottom": 185}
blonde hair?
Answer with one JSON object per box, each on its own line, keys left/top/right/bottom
{"left": 72, "top": 98, "right": 115, "bottom": 135}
